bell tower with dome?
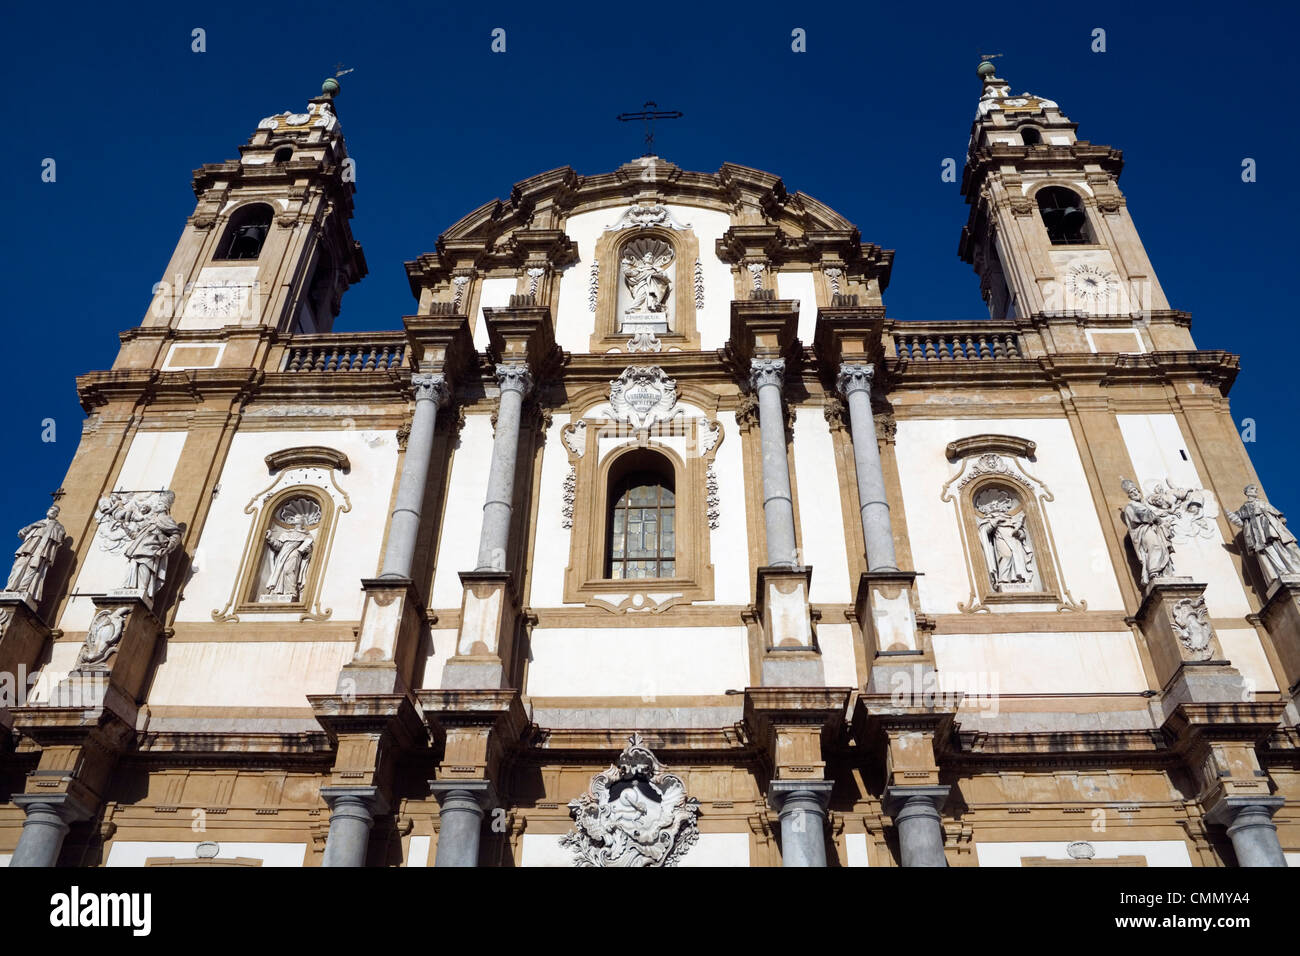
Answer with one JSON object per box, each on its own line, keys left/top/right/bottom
{"left": 0, "top": 67, "right": 1296, "bottom": 870}
{"left": 139, "top": 78, "right": 366, "bottom": 338}
{"left": 958, "top": 61, "right": 1187, "bottom": 355}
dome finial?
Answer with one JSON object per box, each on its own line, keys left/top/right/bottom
{"left": 977, "top": 52, "right": 1003, "bottom": 79}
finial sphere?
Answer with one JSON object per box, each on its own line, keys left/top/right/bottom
{"left": 976, "top": 60, "right": 997, "bottom": 79}
{"left": 322, "top": 77, "right": 341, "bottom": 96}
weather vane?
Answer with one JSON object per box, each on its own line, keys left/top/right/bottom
{"left": 616, "top": 101, "right": 683, "bottom": 157}
{"left": 333, "top": 62, "right": 355, "bottom": 78}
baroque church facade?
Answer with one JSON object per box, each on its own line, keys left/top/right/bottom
{"left": 2, "top": 63, "right": 1298, "bottom": 867}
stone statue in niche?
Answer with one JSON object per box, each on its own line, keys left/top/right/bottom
{"left": 561, "top": 733, "right": 701, "bottom": 867}
{"left": 1226, "top": 484, "right": 1300, "bottom": 586}
{"left": 974, "top": 487, "right": 1035, "bottom": 591}
{"left": 1120, "top": 478, "right": 1177, "bottom": 586}
{"left": 1146, "top": 478, "right": 1214, "bottom": 542}
{"left": 260, "top": 497, "right": 321, "bottom": 603}
{"left": 619, "top": 238, "right": 673, "bottom": 332}
{"left": 4, "top": 505, "right": 66, "bottom": 605}
{"left": 95, "top": 490, "right": 183, "bottom": 603}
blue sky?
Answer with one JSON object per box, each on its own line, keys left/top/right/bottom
{"left": 1, "top": 0, "right": 1296, "bottom": 541}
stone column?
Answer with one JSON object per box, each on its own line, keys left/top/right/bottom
{"left": 379, "top": 373, "right": 449, "bottom": 579}
{"left": 837, "top": 363, "right": 898, "bottom": 572}
{"left": 476, "top": 364, "right": 533, "bottom": 571}
{"left": 1209, "top": 796, "right": 1288, "bottom": 867}
{"left": 885, "top": 785, "right": 950, "bottom": 867}
{"left": 750, "top": 358, "right": 798, "bottom": 567}
{"left": 320, "top": 786, "right": 382, "bottom": 868}
{"left": 9, "top": 795, "right": 87, "bottom": 868}
{"left": 430, "top": 780, "right": 491, "bottom": 867}
{"left": 768, "top": 780, "right": 833, "bottom": 867}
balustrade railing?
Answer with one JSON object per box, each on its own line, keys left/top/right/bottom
{"left": 282, "top": 334, "right": 408, "bottom": 372}
{"left": 893, "top": 325, "right": 1023, "bottom": 361}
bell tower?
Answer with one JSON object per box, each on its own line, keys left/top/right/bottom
{"left": 958, "top": 60, "right": 1180, "bottom": 341}
{"left": 142, "top": 77, "right": 367, "bottom": 334}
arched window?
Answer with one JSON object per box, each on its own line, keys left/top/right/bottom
{"left": 215, "top": 203, "right": 273, "bottom": 260}
{"left": 273, "top": 146, "right": 293, "bottom": 164}
{"left": 1020, "top": 127, "right": 1042, "bottom": 145}
{"left": 1036, "top": 186, "right": 1092, "bottom": 245}
{"left": 606, "top": 456, "right": 675, "bottom": 579}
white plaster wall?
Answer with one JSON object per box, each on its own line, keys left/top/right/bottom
{"left": 975, "top": 840, "right": 1192, "bottom": 867}
{"left": 792, "top": 407, "right": 851, "bottom": 604}
{"left": 147, "top": 641, "right": 353, "bottom": 707}
{"left": 431, "top": 413, "right": 494, "bottom": 609}
{"left": 418, "top": 628, "right": 460, "bottom": 690}
{"left": 474, "top": 276, "right": 516, "bottom": 351}
{"left": 1216, "top": 628, "right": 1279, "bottom": 693}
{"left": 520, "top": 832, "right": 749, "bottom": 866}
{"left": 895, "top": 418, "right": 1124, "bottom": 615}
{"left": 406, "top": 835, "right": 431, "bottom": 867}
{"left": 703, "top": 411, "right": 751, "bottom": 606}
{"left": 845, "top": 832, "right": 871, "bottom": 866}
{"left": 552, "top": 204, "right": 736, "bottom": 353}
{"left": 528, "top": 413, "right": 571, "bottom": 608}
{"left": 176, "top": 429, "right": 398, "bottom": 624}
{"left": 776, "top": 271, "right": 819, "bottom": 345}
{"left": 932, "top": 631, "right": 1147, "bottom": 695}
{"left": 59, "top": 431, "right": 189, "bottom": 633}
{"left": 526, "top": 626, "right": 749, "bottom": 697}
{"left": 1116, "top": 414, "right": 1251, "bottom": 618}
{"left": 817, "top": 622, "right": 859, "bottom": 687}
{"left": 105, "top": 841, "right": 307, "bottom": 867}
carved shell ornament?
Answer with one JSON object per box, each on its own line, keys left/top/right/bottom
{"left": 275, "top": 496, "right": 322, "bottom": 529}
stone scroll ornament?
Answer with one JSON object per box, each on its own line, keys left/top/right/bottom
{"left": 1226, "top": 484, "right": 1300, "bottom": 586}
{"left": 4, "top": 505, "right": 66, "bottom": 605}
{"left": 1120, "top": 478, "right": 1176, "bottom": 586}
{"left": 75, "top": 606, "right": 130, "bottom": 670}
{"left": 1171, "top": 596, "right": 1215, "bottom": 661}
{"left": 609, "top": 366, "right": 679, "bottom": 429}
{"left": 95, "top": 490, "right": 183, "bottom": 603}
{"left": 561, "top": 734, "right": 701, "bottom": 867}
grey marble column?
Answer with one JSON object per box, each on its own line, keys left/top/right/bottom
{"left": 837, "top": 364, "right": 898, "bottom": 572}
{"left": 9, "top": 795, "right": 82, "bottom": 867}
{"left": 320, "top": 786, "right": 381, "bottom": 868}
{"left": 885, "top": 785, "right": 949, "bottom": 867}
{"left": 475, "top": 364, "right": 533, "bottom": 571}
{"left": 768, "top": 780, "right": 833, "bottom": 867}
{"left": 1213, "top": 797, "right": 1288, "bottom": 867}
{"left": 380, "top": 373, "right": 450, "bottom": 579}
{"left": 750, "top": 359, "right": 798, "bottom": 568}
{"left": 431, "top": 781, "right": 490, "bottom": 867}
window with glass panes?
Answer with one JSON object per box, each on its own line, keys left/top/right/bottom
{"left": 607, "top": 471, "right": 675, "bottom": 579}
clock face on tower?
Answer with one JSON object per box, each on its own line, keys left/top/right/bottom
{"left": 1064, "top": 263, "right": 1120, "bottom": 310}
{"left": 186, "top": 281, "right": 252, "bottom": 321}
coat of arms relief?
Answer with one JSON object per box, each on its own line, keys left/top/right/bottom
{"left": 561, "top": 734, "right": 701, "bottom": 867}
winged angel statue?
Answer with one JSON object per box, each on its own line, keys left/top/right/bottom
{"left": 561, "top": 734, "right": 701, "bottom": 867}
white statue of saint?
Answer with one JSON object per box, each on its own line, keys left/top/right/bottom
{"left": 975, "top": 489, "right": 1034, "bottom": 590}
{"left": 1226, "top": 484, "right": 1300, "bottom": 585}
{"left": 620, "top": 239, "right": 673, "bottom": 316}
{"left": 5, "top": 505, "right": 66, "bottom": 605}
{"left": 261, "top": 500, "right": 319, "bottom": 602}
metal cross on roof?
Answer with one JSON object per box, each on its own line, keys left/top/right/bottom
{"left": 616, "top": 101, "right": 683, "bottom": 157}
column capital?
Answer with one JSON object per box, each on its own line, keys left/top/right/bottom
{"left": 13, "top": 792, "right": 95, "bottom": 824}
{"left": 836, "top": 362, "right": 875, "bottom": 398}
{"left": 428, "top": 778, "right": 497, "bottom": 811}
{"left": 411, "top": 372, "right": 451, "bottom": 407}
{"left": 319, "top": 785, "right": 388, "bottom": 820}
{"left": 1204, "top": 793, "right": 1285, "bottom": 827}
{"left": 767, "top": 778, "right": 834, "bottom": 814}
{"left": 748, "top": 357, "right": 786, "bottom": 391}
{"left": 882, "top": 783, "right": 951, "bottom": 818}
{"left": 494, "top": 363, "right": 534, "bottom": 397}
